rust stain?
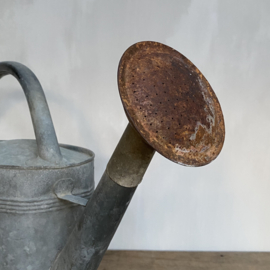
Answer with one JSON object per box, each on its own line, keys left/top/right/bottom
{"left": 118, "top": 41, "right": 225, "bottom": 167}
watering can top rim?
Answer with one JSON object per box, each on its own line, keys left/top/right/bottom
{"left": 0, "top": 61, "right": 94, "bottom": 169}
{"left": 118, "top": 41, "right": 225, "bottom": 167}
{"left": 0, "top": 139, "right": 94, "bottom": 169}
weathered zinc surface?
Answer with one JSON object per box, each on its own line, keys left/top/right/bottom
{"left": 0, "top": 157, "right": 94, "bottom": 270}
{"left": 0, "top": 61, "right": 95, "bottom": 270}
{"left": 118, "top": 41, "right": 225, "bottom": 167}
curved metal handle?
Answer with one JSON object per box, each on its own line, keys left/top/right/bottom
{"left": 0, "top": 61, "right": 62, "bottom": 163}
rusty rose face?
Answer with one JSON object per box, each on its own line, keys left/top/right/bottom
{"left": 118, "top": 41, "right": 225, "bottom": 166}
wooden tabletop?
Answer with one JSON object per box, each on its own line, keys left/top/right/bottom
{"left": 98, "top": 250, "right": 270, "bottom": 270}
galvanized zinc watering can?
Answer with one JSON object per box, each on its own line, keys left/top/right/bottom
{"left": 0, "top": 41, "right": 225, "bottom": 270}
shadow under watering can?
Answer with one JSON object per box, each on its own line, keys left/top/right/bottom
{"left": 0, "top": 41, "right": 225, "bottom": 270}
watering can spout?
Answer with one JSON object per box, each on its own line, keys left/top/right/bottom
{"left": 51, "top": 41, "right": 225, "bottom": 270}
{"left": 51, "top": 124, "right": 154, "bottom": 269}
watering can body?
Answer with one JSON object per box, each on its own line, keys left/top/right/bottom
{"left": 0, "top": 141, "right": 94, "bottom": 270}
{"left": 0, "top": 62, "right": 95, "bottom": 269}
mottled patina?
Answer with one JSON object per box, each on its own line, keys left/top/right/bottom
{"left": 118, "top": 41, "right": 225, "bottom": 166}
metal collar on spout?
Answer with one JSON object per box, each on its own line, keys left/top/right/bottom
{"left": 106, "top": 123, "right": 155, "bottom": 187}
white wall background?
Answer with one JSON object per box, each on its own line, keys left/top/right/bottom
{"left": 0, "top": 0, "right": 270, "bottom": 251}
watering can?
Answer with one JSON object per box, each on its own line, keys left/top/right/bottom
{"left": 0, "top": 41, "right": 225, "bottom": 270}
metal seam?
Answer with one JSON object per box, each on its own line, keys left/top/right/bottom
{"left": 0, "top": 190, "right": 93, "bottom": 213}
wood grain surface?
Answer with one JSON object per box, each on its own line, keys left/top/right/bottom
{"left": 98, "top": 250, "right": 270, "bottom": 270}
